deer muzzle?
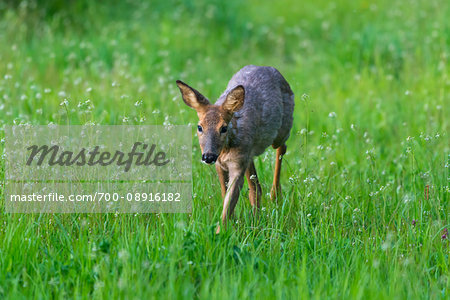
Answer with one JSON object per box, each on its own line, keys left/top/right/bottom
{"left": 202, "top": 153, "right": 218, "bottom": 164}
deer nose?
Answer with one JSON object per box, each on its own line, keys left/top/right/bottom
{"left": 202, "top": 153, "right": 218, "bottom": 164}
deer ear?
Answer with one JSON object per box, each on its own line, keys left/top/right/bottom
{"left": 222, "top": 85, "right": 245, "bottom": 113}
{"left": 176, "top": 80, "right": 210, "bottom": 111}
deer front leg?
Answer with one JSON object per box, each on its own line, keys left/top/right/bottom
{"left": 216, "top": 167, "right": 245, "bottom": 234}
{"left": 215, "top": 164, "right": 229, "bottom": 198}
{"left": 245, "top": 160, "right": 261, "bottom": 212}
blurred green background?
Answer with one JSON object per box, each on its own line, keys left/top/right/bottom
{"left": 0, "top": 0, "right": 448, "bottom": 299}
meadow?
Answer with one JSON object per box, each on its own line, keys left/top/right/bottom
{"left": 0, "top": 0, "right": 448, "bottom": 298}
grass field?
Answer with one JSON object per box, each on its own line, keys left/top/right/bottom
{"left": 0, "top": 0, "right": 449, "bottom": 298}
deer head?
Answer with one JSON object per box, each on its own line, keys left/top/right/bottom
{"left": 176, "top": 80, "right": 245, "bottom": 164}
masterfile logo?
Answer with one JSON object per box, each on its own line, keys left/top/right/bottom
{"left": 4, "top": 125, "right": 192, "bottom": 213}
{"left": 26, "top": 142, "right": 170, "bottom": 171}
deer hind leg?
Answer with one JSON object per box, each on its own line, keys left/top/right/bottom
{"left": 215, "top": 164, "right": 229, "bottom": 198}
{"left": 270, "top": 144, "right": 287, "bottom": 202}
{"left": 245, "top": 160, "right": 261, "bottom": 212}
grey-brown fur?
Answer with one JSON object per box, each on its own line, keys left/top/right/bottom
{"left": 176, "top": 65, "right": 294, "bottom": 233}
{"left": 217, "top": 65, "right": 294, "bottom": 155}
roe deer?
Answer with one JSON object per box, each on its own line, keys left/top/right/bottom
{"left": 176, "top": 65, "right": 294, "bottom": 233}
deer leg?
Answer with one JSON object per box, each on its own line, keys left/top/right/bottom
{"left": 216, "top": 168, "right": 245, "bottom": 234}
{"left": 215, "top": 164, "right": 229, "bottom": 198}
{"left": 245, "top": 160, "right": 261, "bottom": 212}
{"left": 270, "top": 144, "right": 287, "bottom": 202}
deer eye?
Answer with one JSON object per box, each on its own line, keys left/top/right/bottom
{"left": 220, "top": 126, "right": 228, "bottom": 134}
{"left": 197, "top": 125, "right": 203, "bottom": 133}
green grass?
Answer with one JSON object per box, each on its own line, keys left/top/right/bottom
{"left": 0, "top": 0, "right": 449, "bottom": 298}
